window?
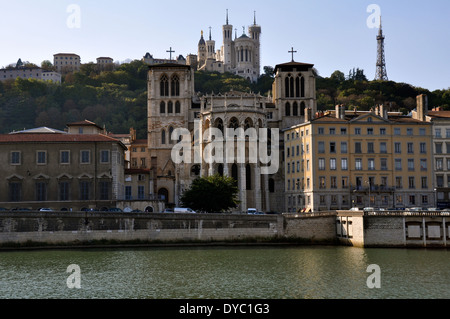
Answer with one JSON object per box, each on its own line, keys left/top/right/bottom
{"left": 394, "top": 128, "right": 401, "bottom": 135}
{"left": 380, "top": 142, "right": 387, "bottom": 153}
{"left": 408, "top": 159, "right": 414, "bottom": 171}
{"left": 342, "top": 177, "right": 348, "bottom": 188}
{"left": 435, "top": 129, "right": 441, "bottom": 138}
{"left": 37, "top": 151, "right": 47, "bottom": 164}
{"left": 330, "top": 158, "right": 336, "bottom": 170}
{"left": 408, "top": 177, "right": 415, "bottom": 189}
{"left": 367, "top": 142, "right": 374, "bottom": 153}
{"left": 330, "top": 176, "right": 337, "bottom": 189}
{"left": 125, "top": 186, "right": 132, "bottom": 200}
{"left": 59, "top": 182, "right": 69, "bottom": 201}
{"left": 420, "top": 159, "right": 427, "bottom": 171}
{"left": 329, "top": 142, "right": 336, "bottom": 153}
{"left": 341, "top": 128, "right": 347, "bottom": 135}
{"left": 80, "top": 181, "right": 90, "bottom": 200}
{"left": 175, "top": 101, "right": 181, "bottom": 113}
{"left": 329, "top": 128, "right": 335, "bottom": 135}
{"left": 368, "top": 158, "right": 375, "bottom": 170}
{"left": 355, "top": 158, "right": 362, "bottom": 170}
{"left": 407, "top": 143, "right": 414, "bottom": 154}
{"left": 100, "top": 150, "right": 110, "bottom": 163}
{"left": 100, "top": 181, "right": 110, "bottom": 200}
{"left": 409, "top": 195, "right": 416, "bottom": 205}
{"left": 380, "top": 128, "right": 386, "bottom": 135}
{"left": 318, "top": 158, "right": 325, "bottom": 170}
{"left": 422, "top": 195, "right": 428, "bottom": 205}
{"left": 171, "top": 75, "right": 180, "bottom": 96}
{"left": 367, "top": 128, "right": 374, "bottom": 135}
{"left": 319, "top": 176, "right": 326, "bottom": 189}
{"left": 60, "top": 151, "right": 70, "bottom": 164}
{"left": 395, "top": 159, "right": 402, "bottom": 171}
{"left": 421, "top": 177, "right": 428, "bottom": 189}
{"left": 36, "top": 182, "right": 47, "bottom": 201}
{"left": 160, "top": 75, "right": 169, "bottom": 96}
{"left": 138, "top": 186, "right": 145, "bottom": 200}
{"left": 341, "top": 142, "right": 347, "bottom": 154}
{"left": 380, "top": 158, "right": 387, "bottom": 170}
{"left": 407, "top": 128, "right": 413, "bottom": 136}
{"left": 355, "top": 128, "right": 361, "bottom": 135}
{"left": 161, "top": 130, "right": 166, "bottom": 145}
{"left": 81, "top": 150, "right": 90, "bottom": 164}
{"left": 168, "top": 101, "right": 173, "bottom": 113}
{"left": 9, "top": 182, "right": 21, "bottom": 202}
{"left": 395, "top": 142, "right": 401, "bottom": 154}
{"left": 341, "top": 158, "right": 348, "bottom": 170}
{"left": 446, "top": 129, "right": 450, "bottom": 138}
{"left": 160, "top": 101, "right": 166, "bottom": 114}
{"left": 436, "top": 158, "right": 443, "bottom": 171}
{"left": 419, "top": 128, "right": 426, "bottom": 136}
{"left": 355, "top": 142, "right": 362, "bottom": 153}
{"left": 395, "top": 177, "right": 402, "bottom": 189}
{"left": 420, "top": 143, "right": 427, "bottom": 154}
{"left": 318, "top": 142, "right": 325, "bottom": 153}
{"left": 11, "top": 151, "right": 21, "bottom": 165}
{"left": 436, "top": 175, "right": 444, "bottom": 187}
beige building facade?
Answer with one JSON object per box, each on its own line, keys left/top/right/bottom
{"left": 53, "top": 53, "right": 80, "bottom": 74}
{"left": 285, "top": 102, "right": 435, "bottom": 212}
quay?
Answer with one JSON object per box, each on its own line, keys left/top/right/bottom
{"left": 0, "top": 210, "right": 448, "bottom": 249}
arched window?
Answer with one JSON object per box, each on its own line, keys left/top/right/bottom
{"left": 168, "top": 101, "right": 173, "bottom": 113}
{"left": 160, "top": 75, "right": 169, "bottom": 96}
{"left": 161, "top": 129, "right": 166, "bottom": 145}
{"left": 244, "top": 118, "right": 253, "bottom": 130}
{"left": 160, "top": 101, "right": 166, "bottom": 114}
{"left": 289, "top": 76, "right": 294, "bottom": 98}
{"left": 171, "top": 75, "right": 180, "bottom": 96}
{"left": 231, "top": 164, "right": 238, "bottom": 185}
{"left": 169, "top": 127, "right": 174, "bottom": 144}
{"left": 300, "top": 102, "right": 306, "bottom": 116}
{"left": 293, "top": 102, "right": 298, "bottom": 116}
{"left": 175, "top": 101, "right": 181, "bottom": 113}
{"left": 269, "top": 178, "right": 275, "bottom": 193}
{"left": 215, "top": 118, "right": 224, "bottom": 134}
{"left": 229, "top": 117, "right": 239, "bottom": 129}
{"left": 295, "top": 76, "right": 300, "bottom": 98}
{"left": 218, "top": 164, "right": 224, "bottom": 176}
{"left": 191, "top": 164, "right": 200, "bottom": 176}
{"left": 285, "top": 76, "right": 290, "bottom": 97}
{"left": 246, "top": 164, "right": 252, "bottom": 190}
{"left": 301, "top": 76, "right": 305, "bottom": 97}
{"left": 285, "top": 102, "right": 291, "bottom": 116}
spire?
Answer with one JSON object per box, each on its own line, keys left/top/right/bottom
{"left": 226, "top": 9, "right": 229, "bottom": 25}
{"left": 209, "top": 26, "right": 212, "bottom": 40}
{"left": 253, "top": 11, "right": 256, "bottom": 25}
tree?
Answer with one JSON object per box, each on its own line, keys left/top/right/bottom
{"left": 180, "top": 174, "right": 239, "bottom": 213}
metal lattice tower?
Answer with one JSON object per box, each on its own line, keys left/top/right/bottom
{"left": 375, "top": 17, "right": 388, "bottom": 81}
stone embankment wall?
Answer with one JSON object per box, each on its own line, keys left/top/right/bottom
{"left": 0, "top": 211, "right": 337, "bottom": 247}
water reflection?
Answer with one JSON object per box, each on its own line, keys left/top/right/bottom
{"left": 0, "top": 246, "right": 448, "bottom": 299}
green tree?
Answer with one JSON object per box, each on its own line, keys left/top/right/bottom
{"left": 180, "top": 174, "right": 239, "bottom": 213}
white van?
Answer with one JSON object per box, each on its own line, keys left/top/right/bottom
{"left": 247, "top": 208, "right": 257, "bottom": 214}
{"left": 174, "top": 207, "right": 196, "bottom": 214}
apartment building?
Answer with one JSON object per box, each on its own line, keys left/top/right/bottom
{"left": 0, "top": 67, "right": 61, "bottom": 83}
{"left": 0, "top": 122, "right": 126, "bottom": 211}
{"left": 53, "top": 53, "right": 81, "bottom": 74}
{"left": 285, "top": 101, "right": 434, "bottom": 212}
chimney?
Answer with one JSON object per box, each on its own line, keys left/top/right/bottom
{"left": 416, "top": 94, "right": 428, "bottom": 121}
{"left": 379, "top": 104, "right": 388, "bottom": 119}
{"left": 305, "top": 108, "right": 312, "bottom": 122}
{"left": 340, "top": 105, "right": 346, "bottom": 119}
{"left": 335, "top": 105, "right": 340, "bottom": 119}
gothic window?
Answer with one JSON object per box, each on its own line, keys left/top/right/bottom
{"left": 285, "top": 77, "right": 290, "bottom": 97}
{"left": 246, "top": 164, "right": 252, "bottom": 190}
{"left": 175, "top": 101, "right": 181, "bottom": 113}
{"left": 268, "top": 178, "right": 275, "bottom": 193}
{"left": 293, "top": 102, "right": 299, "bottom": 116}
{"left": 168, "top": 101, "right": 173, "bottom": 113}
{"left": 171, "top": 75, "right": 180, "bottom": 96}
{"left": 300, "top": 102, "right": 306, "bottom": 116}
{"left": 229, "top": 117, "right": 239, "bottom": 129}
{"left": 285, "top": 102, "right": 291, "bottom": 116}
{"left": 169, "top": 126, "right": 174, "bottom": 144}
{"left": 231, "top": 164, "right": 238, "bottom": 185}
{"left": 289, "top": 76, "right": 294, "bottom": 98}
{"left": 160, "top": 75, "right": 169, "bottom": 97}
{"left": 295, "top": 76, "right": 300, "bottom": 98}
{"left": 301, "top": 76, "right": 305, "bottom": 97}
{"left": 160, "top": 101, "right": 166, "bottom": 114}
{"left": 161, "top": 129, "right": 166, "bottom": 145}
{"left": 218, "top": 164, "right": 224, "bottom": 176}
{"left": 215, "top": 118, "right": 224, "bottom": 134}
{"left": 244, "top": 118, "right": 253, "bottom": 130}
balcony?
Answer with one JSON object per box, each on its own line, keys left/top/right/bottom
{"left": 351, "top": 185, "right": 395, "bottom": 193}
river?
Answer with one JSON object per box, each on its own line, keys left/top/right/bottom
{"left": 0, "top": 245, "right": 448, "bottom": 299}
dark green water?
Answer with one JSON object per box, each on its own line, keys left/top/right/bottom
{"left": 0, "top": 246, "right": 448, "bottom": 299}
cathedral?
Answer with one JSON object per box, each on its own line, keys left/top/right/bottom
{"left": 147, "top": 62, "right": 317, "bottom": 213}
{"left": 146, "top": 13, "right": 317, "bottom": 213}
{"left": 187, "top": 11, "right": 261, "bottom": 83}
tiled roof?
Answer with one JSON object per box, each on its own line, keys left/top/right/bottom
{"left": 428, "top": 111, "right": 450, "bottom": 118}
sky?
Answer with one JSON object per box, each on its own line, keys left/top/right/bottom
{"left": 0, "top": 0, "right": 449, "bottom": 91}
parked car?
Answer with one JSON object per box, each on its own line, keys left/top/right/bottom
{"left": 108, "top": 207, "right": 123, "bottom": 212}
{"left": 162, "top": 208, "right": 174, "bottom": 213}
{"left": 174, "top": 207, "right": 196, "bottom": 214}
{"left": 39, "top": 208, "right": 53, "bottom": 212}
{"left": 247, "top": 208, "right": 257, "bottom": 215}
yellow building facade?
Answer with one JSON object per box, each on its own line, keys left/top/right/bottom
{"left": 285, "top": 105, "right": 434, "bottom": 212}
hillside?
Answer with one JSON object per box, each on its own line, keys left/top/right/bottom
{"left": 0, "top": 60, "right": 448, "bottom": 138}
